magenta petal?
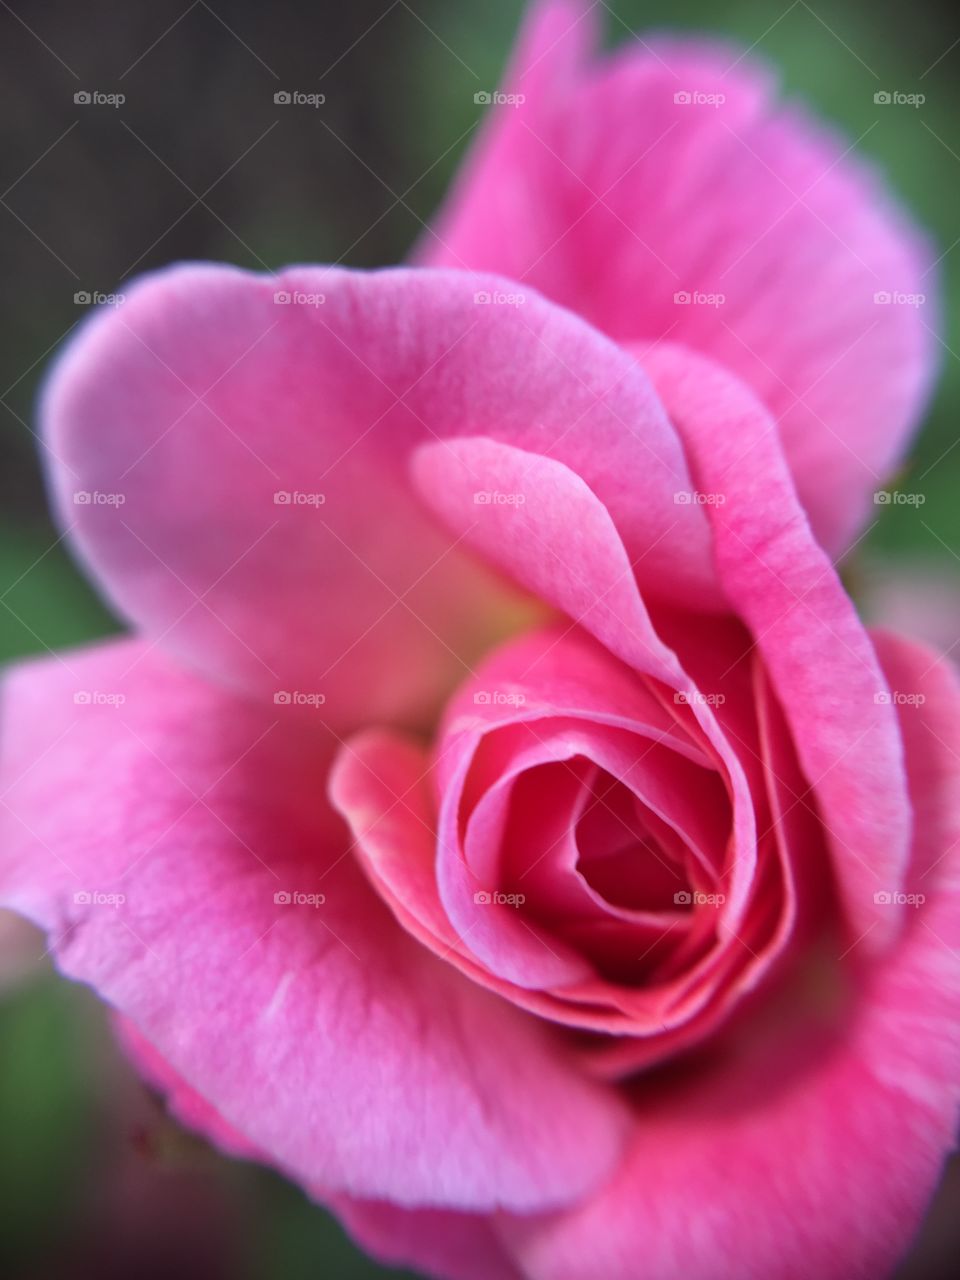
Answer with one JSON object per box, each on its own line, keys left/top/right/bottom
{"left": 422, "top": 1, "right": 937, "bottom": 554}
{"left": 0, "top": 641, "right": 627, "bottom": 1210}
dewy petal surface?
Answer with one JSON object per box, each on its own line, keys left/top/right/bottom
{"left": 421, "top": 0, "right": 938, "bottom": 556}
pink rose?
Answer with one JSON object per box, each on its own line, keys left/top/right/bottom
{"left": 1, "top": 7, "right": 956, "bottom": 1280}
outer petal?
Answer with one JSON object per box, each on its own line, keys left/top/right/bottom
{"left": 117, "top": 1012, "right": 522, "bottom": 1280}
{"left": 422, "top": 1, "right": 937, "bottom": 554}
{"left": 42, "top": 263, "right": 718, "bottom": 730}
{"left": 644, "top": 344, "right": 911, "bottom": 948}
{"left": 0, "top": 640, "right": 627, "bottom": 1210}
{"left": 499, "top": 631, "right": 960, "bottom": 1280}
{"left": 330, "top": 1198, "right": 523, "bottom": 1280}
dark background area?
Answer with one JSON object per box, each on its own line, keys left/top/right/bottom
{"left": 1, "top": 1, "right": 958, "bottom": 1275}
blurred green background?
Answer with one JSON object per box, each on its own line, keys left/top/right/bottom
{"left": 0, "top": 1, "right": 957, "bottom": 1276}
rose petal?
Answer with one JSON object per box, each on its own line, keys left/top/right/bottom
{"left": 43, "top": 264, "right": 716, "bottom": 729}
{"left": 644, "top": 343, "right": 911, "bottom": 948}
{"left": 422, "top": 0, "right": 937, "bottom": 555}
{"left": 0, "top": 640, "right": 627, "bottom": 1210}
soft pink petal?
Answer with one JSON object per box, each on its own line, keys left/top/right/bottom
{"left": 331, "top": 1198, "right": 523, "bottom": 1280}
{"left": 422, "top": 1, "right": 937, "bottom": 555}
{"left": 331, "top": 726, "right": 605, "bottom": 1030}
{"left": 644, "top": 344, "right": 911, "bottom": 948}
{"left": 499, "top": 630, "right": 960, "bottom": 1280}
{"left": 0, "top": 640, "right": 627, "bottom": 1210}
{"left": 113, "top": 1014, "right": 262, "bottom": 1162}
{"left": 43, "top": 263, "right": 715, "bottom": 729}
{"left": 116, "top": 1014, "right": 519, "bottom": 1280}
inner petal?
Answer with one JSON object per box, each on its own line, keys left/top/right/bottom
{"left": 575, "top": 778, "right": 688, "bottom": 914}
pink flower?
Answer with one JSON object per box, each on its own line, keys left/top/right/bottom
{"left": 0, "top": 9, "right": 956, "bottom": 1280}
